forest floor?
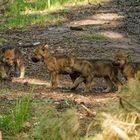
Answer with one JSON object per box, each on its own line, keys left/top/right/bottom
{"left": 0, "top": 0, "right": 140, "bottom": 138}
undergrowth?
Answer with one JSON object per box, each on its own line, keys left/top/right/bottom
{"left": 0, "top": 89, "right": 33, "bottom": 139}
{"left": 0, "top": 79, "right": 139, "bottom": 139}
{"left": 0, "top": 0, "right": 106, "bottom": 30}
{"left": 0, "top": 80, "right": 140, "bottom": 140}
{"left": 88, "top": 79, "right": 140, "bottom": 140}
{"left": 31, "top": 108, "right": 80, "bottom": 140}
{"left": 29, "top": 80, "right": 140, "bottom": 140}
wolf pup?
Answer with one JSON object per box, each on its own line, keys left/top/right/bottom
{"left": 70, "top": 58, "right": 94, "bottom": 92}
{"left": 114, "top": 51, "right": 140, "bottom": 81}
{"left": 0, "top": 46, "right": 25, "bottom": 78}
{"left": 70, "top": 58, "right": 122, "bottom": 93}
{"left": 31, "top": 44, "right": 80, "bottom": 88}
{"left": 0, "top": 61, "right": 8, "bottom": 80}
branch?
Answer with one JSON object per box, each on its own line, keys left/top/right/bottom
{"left": 119, "top": 98, "right": 125, "bottom": 108}
{"left": 17, "top": 42, "right": 41, "bottom": 48}
{"left": 81, "top": 104, "right": 96, "bottom": 117}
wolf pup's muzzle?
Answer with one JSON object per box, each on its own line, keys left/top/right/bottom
{"left": 31, "top": 57, "right": 40, "bottom": 63}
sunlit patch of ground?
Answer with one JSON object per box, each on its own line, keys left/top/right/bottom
{"left": 0, "top": 75, "right": 117, "bottom": 106}
{"left": 101, "top": 31, "right": 124, "bottom": 40}
{"left": 12, "top": 77, "right": 51, "bottom": 87}
{"left": 69, "top": 13, "right": 124, "bottom": 27}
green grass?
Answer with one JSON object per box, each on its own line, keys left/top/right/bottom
{"left": 0, "top": 14, "right": 64, "bottom": 29}
{"left": 0, "top": 37, "right": 7, "bottom": 45}
{"left": 31, "top": 108, "right": 80, "bottom": 140}
{"left": 0, "top": 90, "right": 33, "bottom": 138}
{"left": 0, "top": 0, "right": 68, "bottom": 30}
{"left": 0, "top": 0, "right": 107, "bottom": 30}
{"left": 80, "top": 33, "right": 106, "bottom": 41}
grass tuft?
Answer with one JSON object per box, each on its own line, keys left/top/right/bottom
{"left": 0, "top": 37, "right": 7, "bottom": 45}
{"left": 0, "top": 90, "right": 33, "bottom": 137}
{"left": 31, "top": 107, "right": 80, "bottom": 140}
{"left": 80, "top": 33, "right": 106, "bottom": 41}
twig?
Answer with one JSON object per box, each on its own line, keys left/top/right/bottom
{"left": 81, "top": 104, "right": 96, "bottom": 116}
{"left": 85, "top": 121, "right": 94, "bottom": 138}
{"left": 17, "top": 42, "right": 41, "bottom": 48}
{"left": 119, "top": 98, "right": 125, "bottom": 108}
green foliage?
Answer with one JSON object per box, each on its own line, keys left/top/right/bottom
{"left": 0, "top": 0, "right": 72, "bottom": 29}
{"left": 8, "top": 0, "right": 26, "bottom": 16}
{"left": 12, "top": 94, "right": 31, "bottom": 133}
{"left": 26, "top": 0, "right": 48, "bottom": 11}
{"left": 0, "top": 93, "right": 32, "bottom": 136}
{"left": 0, "top": 0, "right": 106, "bottom": 30}
{"left": 31, "top": 107, "right": 80, "bottom": 140}
{"left": 0, "top": 37, "right": 7, "bottom": 45}
{"left": 0, "top": 14, "right": 64, "bottom": 29}
{"left": 80, "top": 33, "right": 106, "bottom": 41}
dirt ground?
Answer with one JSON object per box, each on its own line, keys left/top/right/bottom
{"left": 0, "top": 0, "right": 140, "bottom": 116}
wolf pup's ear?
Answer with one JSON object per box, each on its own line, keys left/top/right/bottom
{"left": 116, "top": 50, "right": 128, "bottom": 59}
{"left": 42, "top": 44, "right": 49, "bottom": 51}
{"left": 11, "top": 48, "right": 15, "bottom": 53}
{"left": 44, "top": 44, "right": 49, "bottom": 49}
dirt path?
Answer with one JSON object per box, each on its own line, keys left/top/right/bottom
{"left": 0, "top": 0, "right": 140, "bottom": 109}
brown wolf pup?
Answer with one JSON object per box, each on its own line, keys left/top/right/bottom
{"left": 114, "top": 51, "right": 140, "bottom": 81}
{"left": 0, "top": 62, "right": 8, "bottom": 80}
{"left": 31, "top": 44, "right": 122, "bottom": 92}
{"left": 31, "top": 44, "right": 80, "bottom": 88}
{"left": 70, "top": 58, "right": 94, "bottom": 92}
{"left": 0, "top": 46, "right": 25, "bottom": 78}
{"left": 70, "top": 58, "right": 122, "bottom": 93}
